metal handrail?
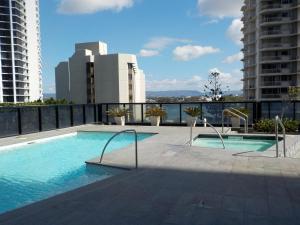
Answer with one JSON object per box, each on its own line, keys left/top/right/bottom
{"left": 99, "top": 129, "right": 138, "bottom": 169}
{"left": 275, "top": 116, "right": 286, "bottom": 158}
{"left": 205, "top": 121, "right": 226, "bottom": 149}
{"left": 222, "top": 109, "right": 247, "bottom": 133}
{"left": 230, "top": 108, "right": 249, "bottom": 133}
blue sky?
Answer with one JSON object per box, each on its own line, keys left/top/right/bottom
{"left": 40, "top": 0, "right": 243, "bottom": 93}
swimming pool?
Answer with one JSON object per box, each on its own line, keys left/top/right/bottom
{"left": 193, "top": 135, "right": 277, "bottom": 152}
{"left": 0, "top": 132, "right": 153, "bottom": 214}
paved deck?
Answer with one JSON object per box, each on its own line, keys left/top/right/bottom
{"left": 1, "top": 125, "right": 300, "bottom": 225}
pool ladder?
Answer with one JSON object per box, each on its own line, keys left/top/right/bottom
{"left": 189, "top": 120, "right": 225, "bottom": 149}
{"left": 275, "top": 116, "right": 286, "bottom": 158}
{"left": 99, "top": 129, "right": 138, "bottom": 169}
{"left": 222, "top": 108, "right": 248, "bottom": 133}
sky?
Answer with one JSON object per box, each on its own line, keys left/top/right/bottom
{"left": 40, "top": 0, "right": 244, "bottom": 93}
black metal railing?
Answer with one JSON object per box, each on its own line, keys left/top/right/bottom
{"left": 0, "top": 101, "right": 300, "bottom": 138}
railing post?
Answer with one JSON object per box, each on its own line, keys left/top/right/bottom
{"left": 17, "top": 107, "right": 22, "bottom": 135}
{"left": 83, "top": 105, "right": 86, "bottom": 124}
{"left": 141, "top": 103, "right": 144, "bottom": 124}
{"left": 160, "top": 103, "right": 163, "bottom": 125}
{"left": 38, "top": 107, "right": 42, "bottom": 132}
{"left": 55, "top": 105, "right": 59, "bottom": 129}
{"left": 94, "top": 104, "right": 97, "bottom": 123}
{"left": 98, "top": 104, "right": 102, "bottom": 123}
{"left": 70, "top": 105, "right": 74, "bottom": 127}
{"left": 179, "top": 103, "right": 182, "bottom": 125}
{"left": 106, "top": 104, "right": 109, "bottom": 124}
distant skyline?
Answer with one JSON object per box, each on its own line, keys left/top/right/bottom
{"left": 41, "top": 0, "right": 243, "bottom": 93}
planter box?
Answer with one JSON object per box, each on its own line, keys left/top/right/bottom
{"left": 186, "top": 116, "right": 197, "bottom": 127}
{"left": 150, "top": 116, "right": 160, "bottom": 126}
{"left": 114, "top": 116, "right": 125, "bottom": 126}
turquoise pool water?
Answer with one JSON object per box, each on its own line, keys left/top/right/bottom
{"left": 0, "top": 132, "right": 153, "bottom": 214}
{"left": 193, "top": 136, "right": 276, "bottom": 152}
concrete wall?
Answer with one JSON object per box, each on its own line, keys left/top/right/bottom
{"left": 55, "top": 62, "right": 70, "bottom": 101}
{"left": 94, "top": 54, "right": 120, "bottom": 103}
{"left": 75, "top": 42, "right": 107, "bottom": 55}
{"left": 68, "top": 50, "right": 94, "bottom": 104}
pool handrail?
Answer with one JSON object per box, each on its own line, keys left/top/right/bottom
{"left": 222, "top": 109, "right": 247, "bottom": 134}
{"left": 204, "top": 121, "right": 226, "bottom": 149}
{"left": 275, "top": 116, "right": 286, "bottom": 158}
{"left": 99, "top": 129, "right": 138, "bottom": 169}
{"left": 230, "top": 108, "right": 248, "bottom": 133}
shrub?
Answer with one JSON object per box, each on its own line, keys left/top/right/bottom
{"left": 283, "top": 119, "right": 299, "bottom": 133}
{"left": 184, "top": 107, "right": 202, "bottom": 117}
{"left": 145, "top": 107, "right": 166, "bottom": 117}
{"left": 254, "top": 119, "right": 299, "bottom": 133}
{"left": 106, "top": 108, "right": 129, "bottom": 117}
{"left": 253, "top": 119, "right": 275, "bottom": 133}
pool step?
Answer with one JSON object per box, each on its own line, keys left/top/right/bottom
{"left": 227, "top": 136, "right": 243, "bottom": 141}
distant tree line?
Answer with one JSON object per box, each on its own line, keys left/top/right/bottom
{"left": 0, "top": 98, "right": 73, "bottom": 107}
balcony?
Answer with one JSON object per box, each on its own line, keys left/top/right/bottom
{"left": 261, "top": 55, "right": 298, "bottom": 62}
{"left": 260, "top": 29, "right": 297, "bottom": 38}
{"left": 260, "top": 3, "right": 298, "bottom": 12}
{"left": 261, "top": 68, "right": 294, "bottom": 74}
{"left": 260, "top": 43, "right": 296, "bottom": 50}
{"left": 261, "top": 17, "right": 295, "bottom": 25}
{"left": 261, "top": 81, "right": 297, "bottom": 87}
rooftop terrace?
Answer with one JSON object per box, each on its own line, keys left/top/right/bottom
{"left": 0, "top": 125, "right": 300, "bottom": 225}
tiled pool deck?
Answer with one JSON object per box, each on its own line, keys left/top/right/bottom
{"left": 1, "top": 125, "right": 300, "bottom": 225}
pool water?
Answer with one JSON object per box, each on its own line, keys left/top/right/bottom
{"left": 0, "top": 132, "right": 153, "bottom": 213}
{"left": 193, "top": 135, "right": 276, "bottom": 152}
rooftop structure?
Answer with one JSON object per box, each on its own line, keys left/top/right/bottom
{"left": 55, "top": 41, "right": 146, "bottom": 104}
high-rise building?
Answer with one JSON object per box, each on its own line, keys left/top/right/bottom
{"left": 0, "top": 0, "right": 42, "bottom": 103}
{"left": 242, "top": 0, "right": 300, "bottom": 101}
{"left": 55, "top": 41, "right": 146, "bottom": 104}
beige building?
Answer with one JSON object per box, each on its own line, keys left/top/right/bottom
{"left": 242, "top": 0, "right": 300, "bottom": 101}
{"left": 55, "top": 42, "right": 146, "bottom": 104}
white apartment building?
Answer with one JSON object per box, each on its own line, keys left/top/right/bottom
{"left": 55, "top": 41, "right": 146, "bottom": 104}
{"left": 242, "top": 0, "right": 300, "bottom": 101}
{"left": 0, "top": 0, "right": 42, "bottom": 103}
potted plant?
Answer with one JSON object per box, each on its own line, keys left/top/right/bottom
{"left": 184, "top": 107, "right": 202, "bottom": 127}
{"left": 145, "top": 107, "right": 166, "bottom": 126}
{"left": 225, "top": 108, "right": 249, "bottom": 128}
{"left": 106, "top": 108, "right": 129, "bottom": 126}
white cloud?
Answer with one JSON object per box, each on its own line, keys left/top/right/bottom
{"left": 227, "top": 18, "right": 243, "bottom": 46}
{"left": 146, "top": 69, "right": 243, "bottom": 91}
{"left": 139, "top": 49, "right": 160, "bottom": 57}
{"left": 197, "top": 0, "right": 243, "bottom": 18}
{"left": 144, "top": 37, "right": 191, "bottom": 50}
{"left": 146, "top": 76, "right": 204, "bottom": 91}
{"left": 57, "top": 0, "right": 134, "bottom": 14}
{"left": 222, "top": 52, "right": 243, "bottom": 64}
{"left": 173, "top": 45, "right": 220, "bottom": 61}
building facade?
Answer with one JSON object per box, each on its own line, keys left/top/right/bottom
{"left": 55, "top": 42, "right": 146, "bottom": 104}
{"left": 242, "top": 0, "right": 300, "bottom": 101}
{"left": 0, "top": 0, "right": 42, "bottom": 103}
